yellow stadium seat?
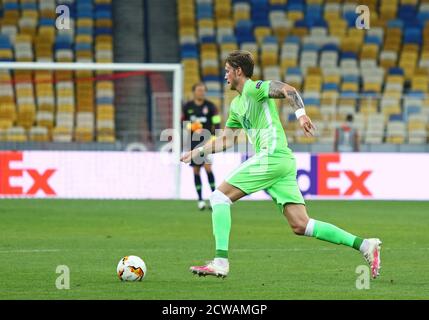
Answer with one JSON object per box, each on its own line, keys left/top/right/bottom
{"left": 341, "top": 82, "right": 359, "bottom": 92}
{"left": 215, "top": 1, "right": 231, "bottom": 20}
{"left": 95, "top": 19, "right": 113, "bottom": 28}
{"left": 52, "top": 126, "right": 73, "bottom": 142}
{"left": 29, "top": 126, "right": 50, "bottom": 142}
{"left": 97, "top": 133, "right": 115, "bottom": 143}
{"left": 0, "top": 103, "right": 16, "bottom": 122}
{"left": 6, "top": 126, "right": 27, "bottom": 142}
{"left": 254, "top": 26, "right": 272, "bottom": 45}
{"left": 363, "top": 82, "right": 382, "bottom": 92}
{"left": 287, "top": 11, "right": 304, "bottom": 23}
{"left": 74, "top": 127, "right": 94, "bottom": 142}
{"left": 17, "top": 104, "right": 36, "bottom": 129}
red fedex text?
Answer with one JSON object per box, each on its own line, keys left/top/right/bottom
{"left": 0, "top": 152, "right": 56, "bottom": 196}
{"left": 298, "top": 154, "right": 372, "bottom": 196}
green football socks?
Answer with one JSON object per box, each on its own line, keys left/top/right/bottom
{"left": 308, "top": 219, "right": 363, "bottom": 251}
{"left": 212, "top": 204, "right": 231, "bottom": 259}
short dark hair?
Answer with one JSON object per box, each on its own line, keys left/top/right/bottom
{"left": 192, "top": 82, "right": 207, "bottom": 92}
{"left": 225, "top": 50, "right": 254, "bottom": 78}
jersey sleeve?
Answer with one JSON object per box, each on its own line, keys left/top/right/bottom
{"left": 245, "top": 80, "right": 270, "bottom": 102}
{"left": 209, "top": 102, "right": 221, "bottom": 126}
{"left": 225, "top": 109, "right": 242, "bottom": 128}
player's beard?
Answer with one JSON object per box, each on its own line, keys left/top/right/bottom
{"left": 229, "top": 78, "right": 237, "bottom": 91}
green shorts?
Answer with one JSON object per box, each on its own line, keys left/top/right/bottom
{"left": 226, "top": 152, "right": 305, "bottom": 212}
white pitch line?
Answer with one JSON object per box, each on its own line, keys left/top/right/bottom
{"left": 0, "top": 249, "right": 61, "bottom": 254}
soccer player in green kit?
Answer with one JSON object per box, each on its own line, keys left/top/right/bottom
{"left": 180, "top": 50, "right": 382, "bottom": 279}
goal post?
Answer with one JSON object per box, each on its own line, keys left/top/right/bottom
{"left": 0, "top": 61, "right": 184, "bottom": 198}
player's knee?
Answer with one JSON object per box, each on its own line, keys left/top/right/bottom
{"left": 209, "top": 190, "right": 232, "bottom": 207}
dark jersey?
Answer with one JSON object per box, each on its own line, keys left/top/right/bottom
{"left": 182, "top": 99, "right": 220, "bottom": 135}
{"left": 182, "top": 99, "right": 221, "bottom": 149}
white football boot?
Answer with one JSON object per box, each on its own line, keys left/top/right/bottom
{"left": 362, "top": 238, "right": 382, "bottom": 279}
{"left": 190, "top": 260, "right": 229, "bottom": 278}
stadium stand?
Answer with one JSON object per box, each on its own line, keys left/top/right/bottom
{"left": 0, "top": 0, "right": 114, "bottom": 143}
{"left": 177, "top": 0, "right": 429, "bottom": 145}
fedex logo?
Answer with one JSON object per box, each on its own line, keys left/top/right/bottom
{"left": 0, "top": 152, "right": 56, "bottom": 196}
{"left": 298, "top": 154, "right": 372, "bottom": 197}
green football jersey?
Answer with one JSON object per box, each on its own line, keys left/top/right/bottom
{"left": 225, "top": 79, "right": 292, "bottom": 155}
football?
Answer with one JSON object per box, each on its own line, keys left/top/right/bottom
{"left": 117, "top": 255, "right": 147, "bottom": 281}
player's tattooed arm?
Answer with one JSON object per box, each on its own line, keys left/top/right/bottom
{"left": 268, "top": 81, "right": 305, "bottom": 112}
{"left": 285, "top": 89, "right": 305, "bottom": 112}
{"left": 268, "top": 80, "right": 287, "bottom": 98}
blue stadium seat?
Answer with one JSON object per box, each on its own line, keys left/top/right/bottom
{"left": 95, "top": 4, "right": 112, "bottom": 12}
{"left": 404, "top": 28, "right": 422, "bottom": 45}
{"left": 97, "top": 97, "right": 114, "bottom": 105}
{"left": 284, "top": 35, "right": 300, "bottom": 44}
{"left": 220, "top": 35, "right": 237, "bottom": 43}
{"left": 251, "top": 0, "right": 268, "bottom": 4}
{"left": 406, "top": 105, "right": 422, "bottom": 117}
{"left": 341, "top": 51, "right": 358, "bottom": 60}
{"left": 295, "top": 19, "right": 308, "bottom": 28}
{"left": 263, "top": 35, "right": 278, "bottom": 44}
{"left": 417, "top": 12, "right": 429, "bottom": 25}
{"left": 21, "top": 3, "right": 37, "bottom": 10}
{"left": 287, "top": 2, "right": 304, "bottom": 11}
{"left": 313, "top": 19, "right": 328, "bottom": 28}
{"left": 203, "top": 75, "right": 222, "bottom": 82}
{"left": 387, "top": 19, "right": 404, "bottom": 28}
{"left": 302, "top": 43, "right": 319, "bottom": 52}
{"left": 77, "top": 10, "right": 94, "bottom": 19}
{"left": 321, "top": 44, "right": 339, "bottom": 52}
{"left": 75, "top": 43, "right": 92, "bottom": 51}
{"left": 365, "top": 35, "right": 382, "bottom": 46}
{"left": 77, "top": 2, "right": 93, "bottom": 10}
{"left": 303, "top": 97, "right": 320, "bottom": 106}
{"left": 398, "top": 5, "right": 416, "bottom": 21}
{"left": 95, "top": 27, "right": 112, "bottom": 36}
{"left": 196, "top": 4, "right": 213, "bottom": 20}
{"left": 305, "top": 5, "right": 322, "bottom": 24}
{"left": 286, "top": 67, "right": 302, "bottom": 76}
{"left": 77, "top": 27, "right": 93, "bottom": 35}
{"left": 181, "top": 50, "right": 198, "bottom": 59}
{"left": 407, "top": 91, "right": 425, "bottom": 99}
{"left": 389, "top": 114, "right": 404, "bottom": 122}
{"left": 343, "top": 11, "right": 357, "bottom": 27}
{"left": 200, "top": 35, "right": 216, "bottom": 43}
{"left": 343, "top": 75, "right": 359, "bottom": 83}
{"left": 39, "top": 18, "right": 55, "bottom": 26}
{"left": 388, "top": 67, "right": 404, "bottom": 75}
{"left": 252, "top": 0, "right": 269, "bottom": 26}
{"left": 269, "top": 4, "right": 287, "bottom": 11}
{"left": 235, "top": 20, "right": 255, "bottom": 44}
{"left": 340, "top": 92, "right": 359, "bottom": 99}
{"left": 322, "top": 83, "right": 339, "bottom": 91}
{"left": 0, "top": 35, "right": 12, "bottom": 49}
{"left": 95, "top": 10, "right": 111, "bottom": 19}
{"left": 4, "top": 2, "right": 19, "bottom": 10}
{"left": 78, "top": 0, "right": 93, "bottom": 5}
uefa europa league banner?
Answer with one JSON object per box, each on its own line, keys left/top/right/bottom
{"left": 0, "top": 151, "right": 428, "bottom": 200}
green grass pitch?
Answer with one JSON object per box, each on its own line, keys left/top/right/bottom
{"left": 0, "top": 199, "right": 428, "bottom": 300}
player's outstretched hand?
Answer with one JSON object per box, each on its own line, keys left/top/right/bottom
{"left": 180, "top": 150, "right": 193, "bottom": 163}
{"left": 298, "top": 115, "right": 316, "bottom": 137}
